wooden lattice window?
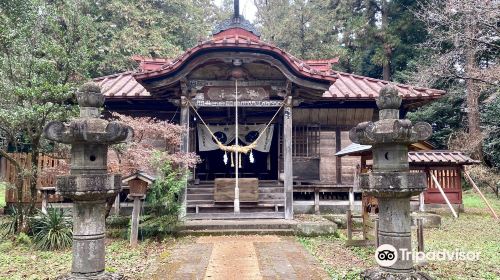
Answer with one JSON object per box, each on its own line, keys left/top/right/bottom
{"left": 292, "top": 124, "right": 320, "bottom": 157}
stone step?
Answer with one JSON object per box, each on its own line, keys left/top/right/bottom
{"left": 177, "top": 228, "right": 295, "bottom": 236}
{"left": 181, "top": 219, "right": 296, "bottom": 231}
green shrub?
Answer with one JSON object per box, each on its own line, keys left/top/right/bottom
{"left": 0, "top": 206, "right": 21, "bottom": 236}
{"left": 31, "top": 208, "right": 72, "bottom": 250}
{"left": 140, "top": 158, "right": 188, "bottom": 238}
{"left": 14, "top": 232, "right": 32, "bottom": 246}
{"left": 106, "top": 215, "right": 130, "bottom": 229}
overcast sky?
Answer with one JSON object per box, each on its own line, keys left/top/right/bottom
{"left": 214, "top": 0, "right": 258, "bottom": 22}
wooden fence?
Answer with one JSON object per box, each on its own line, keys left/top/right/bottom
{"left": 412, "top": 166, "right": 463, "bottom": 204}
{"left": 2, "top": 153, "right": 64, "bottom": 204}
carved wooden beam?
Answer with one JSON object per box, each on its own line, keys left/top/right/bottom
{"left": 141, "top": 52, "right": 330, "bottom": 92}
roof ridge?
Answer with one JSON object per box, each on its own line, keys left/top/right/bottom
{"left": 93, "top": 71, "right": 134, "bottom": 81}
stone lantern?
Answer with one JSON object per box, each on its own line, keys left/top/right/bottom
{"left": 44, "top": 82, "right": 132, "bottom": 280}
{"left": 349, "top": 86, "right": 432, "bottom": 279}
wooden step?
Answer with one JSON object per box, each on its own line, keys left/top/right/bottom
{"left": 178, "top": 228, "right": 294, "bottom": 236}
{"left": 186, "top": 203, "right": 283, "bottom": 208}
{"left": 187, "top": 188, "right": 214, "bottom": 194}
{"left": 186, "top": 212, "right": 285, "bottom": 220}
{"left": 187, "top": 194, "right": 214, "bottom": 200}
{"left": 258, "top": 187, "right": 284, "bottom": 193}
{"left": 258, "top": 193, "right": 284, "bottom": 200}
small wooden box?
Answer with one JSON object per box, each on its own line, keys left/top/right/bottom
{"left": 214, "top": 178, "right": 259, "bottom": 202}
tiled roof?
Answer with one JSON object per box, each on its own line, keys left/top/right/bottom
{"left": 95, "top": 48, "right": 444, "bottom": 100}
{"left": 408, "top": 151, "right": 479, "bottom": 165}
{"left": 131, "top": 55, "right": 171, "bottom": 71}
{"left": 323, "top": 71, "right": 445, "bottom": 100}
{"left": 134, "top": 30, "right": 337, "bottom": 83}
{"left": 336, "top": 144, "right": 478, "bottom": 165}
{"left": 94, "top": 72, "right": 150, "bottom": 98}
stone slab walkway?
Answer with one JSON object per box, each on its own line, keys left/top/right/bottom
{"left": 151, "top": 235, "right": 329, "bottom": 280}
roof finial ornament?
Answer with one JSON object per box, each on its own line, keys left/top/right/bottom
{"left": 234, "top": 0, "right": 240, "bottom": 18}
{"left": 212, "top": 0, "right": 261, "bottom": 37}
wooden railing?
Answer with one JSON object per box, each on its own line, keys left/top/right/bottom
{"left": 2, "top": 153, "right": 64, "bottom": 204}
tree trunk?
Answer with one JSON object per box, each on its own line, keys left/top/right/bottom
{"left": 383, "top": 45, "right": 392, "bottom": 81}
{"left": 28, "top": 151, "right": 39, "bottom": 216}
{"left": 464, "top": 21, "right": 482, "bottom": 160}
{"left": 381, "top": 0, "right": 391, "bottom": 81}
{"left": 15, "top": 175, "right": 26, "bottom": 233}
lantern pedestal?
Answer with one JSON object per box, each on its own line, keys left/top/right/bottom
{"left": 349, "top": 86, "right": 433, "bottom": 279}
{"left": 45, "top": 82, "right": 132, "bottom": 280}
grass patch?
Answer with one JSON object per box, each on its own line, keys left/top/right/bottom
{"left": 0, "top": 237, "right": 171, "bottom": 280}
{"left": 299, "top": 193, "right": 500, "bottom": 280}
{"left": 462, "top": 190, "right": 500, "bottom": 210}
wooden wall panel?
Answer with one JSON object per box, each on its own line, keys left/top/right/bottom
{"left": 340, "top": 131, "right": 361, "bottom": 184}
{"left": 319, "top": 130, "right": 336, "bottom": 182}
{"left": 292, "top": 108, "right": 373, "bottom": 126}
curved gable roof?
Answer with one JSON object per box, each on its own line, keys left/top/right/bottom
{"left": 133, "top": 28, "right": 337, "bottom": 91}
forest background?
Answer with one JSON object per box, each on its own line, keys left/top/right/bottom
{"left": 0, "top": 0, "right": 498, "bottom": 176}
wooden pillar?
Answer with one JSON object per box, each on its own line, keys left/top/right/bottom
{"left": 349, "top": 187, "right": 354, "bottom": 211}
{"left": 419, "top": 192, "right": 425, "bottom": 212}
{"left": 179, "top": 96, "right": 190, "bottom": 219}
{"left": 314, "top": 188, "right": 320, "bottom": 214}
{"left": 284, "top": 96, "right": 293, "bottom": 220}
{"left": 129, "top": 195, "right": 142, "bottom": 247}
{"left": 335, "top": 128, "right": 342, "bottom": 184}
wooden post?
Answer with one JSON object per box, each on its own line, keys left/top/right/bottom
{"left": 284, "top": 96, "right": 293, "bottom": 220}
{"left": 430, "top": 173, "right": 458, "bottom": 218}
{"left": 234, "top": 80, "right": 240, "bottom": 214}
{"left": 179, "top": 95, "right": 190, "bottom": 219}
{"left": 464, "top": 172, "right": 499, "bottom": 220}
{"left": 417, "top": 218, "right": 424, "bottom": 253}
{"left": 130, "top": 195, "right": 142, "bottom": 247}
{"left": 314, "top": 188, "right": 320, "bottom": 214}
{"left": 41, "top": 191, "right": 48, "bottom": 214}
{"left": 349, "top": 187, "right": 355, "bottom": 211}
{"left": 346, "top": 209, "right": 353, "bottom": 241}
{"left": 335, "top": 128, "right": 342, "bottom": 184}
{"left": 374, "top": 217, "right": 379, "bottom": 247}
{"left": 419, "top": 192, "right": 425, "bottom": 212}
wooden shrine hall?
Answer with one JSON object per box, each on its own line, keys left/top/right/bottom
{"left": 97, "top": 6, "right": 443, "bottom": 219}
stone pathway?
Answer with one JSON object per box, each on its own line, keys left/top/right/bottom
{"left": 152, "top": 235, "right": 329, "bottom": 280}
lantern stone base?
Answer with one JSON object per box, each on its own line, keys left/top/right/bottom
{"left": 362, "top": 268, "right": 432, "bottom": 280}
{"left": 56, "top": 272, "right": 125, "bottom": 280}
